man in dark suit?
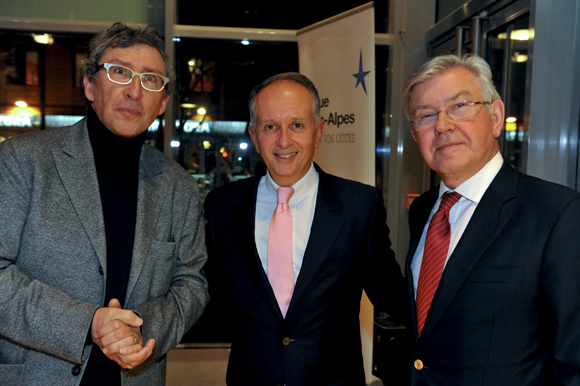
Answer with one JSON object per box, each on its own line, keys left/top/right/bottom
{"left": 403, "top": 53, "right": 580, "bottom": 385}
{"left": 204, "top": 72, "right": 407, "bottom": 385}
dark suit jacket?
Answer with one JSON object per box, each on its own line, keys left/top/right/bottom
{"left": 204, "top": 164, "right": 407, "bottom": 386}
{"left": 405, "top": 161, "right": 580, "bottom": 385}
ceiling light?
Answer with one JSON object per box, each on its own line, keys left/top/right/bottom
{"left": 32, "top": 33, "right": 54, "bottom": 45}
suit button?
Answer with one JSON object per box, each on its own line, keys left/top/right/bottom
{"left": 71, "top": 365, "right": 82, "bottom": 376}
{"left": 98, "top": 266, "right": 104, "bottom": 275}
{"left": 282, "top": 337, "right": 291, "bottom": 346}
{"left": 414, "top": 359, "right": 424, "bottom": 370}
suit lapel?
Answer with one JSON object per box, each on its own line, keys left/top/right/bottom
{"left": 286, "top": 166, "right": 345, "bottom": 318}
{"left": 418, "top": 163, "right": 519, "bottom": 343}
{"left": 125, "top": 146, "right": 169, "bottom": 303}
{"left": 405, "top": 188, "right": 439, "bottom": 341}
{"left": 232, "top": 176, "right": 283, "bottom": 317}
{"left": 52, "top": 120, "right": 107, "bottom": 272}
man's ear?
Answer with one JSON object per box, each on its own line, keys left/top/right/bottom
{"left": 248, "top": 125, "right": 260, "bottom": 154}
{"left": 314, "top": 119, "right": 325, "bottom": 149}
{"left": 410, "top": 126, "right": 418, "bottom": 143}
{"left": 490, "top": 99, "right": 505, "bottom": 139}
{"left": 157, "top": 94, "right": 170, "bottom": 116}
{"left": 83, "top": 75, "right": 94, "bottom": 102}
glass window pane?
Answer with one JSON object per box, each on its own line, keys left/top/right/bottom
{"left": 0, "top": 30, "right": 91, "bottom": 140}
{"left": 170, "top": 38, "right": 299, "bottom": 198}
{"left": 177, "top": 1, "right": 389, "bottom": 32}
{"left": 486, "top": 15, "right": 529, "bottom": 171}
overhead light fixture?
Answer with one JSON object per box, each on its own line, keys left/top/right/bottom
{"left": 239, "top": 142, "right": 248, "bottom": 150}
{"left": 197, "top": 107, "right": 207, "bottom": 116}
{"left": 171, "top": 140, "right": 181, "bottom": 148}
{"left": 180, "top": 103, "right": 196, "bottom": 109}
{"left": 9, "top": 102, "right": 40, "bottom": 116}
{"left": 32, "top": 33, "right": 54, "bottom": 45}
{"left": 506, "top": 117, "right": 517, "bottom": 123}
{"left": 241, "top": 39, "right": 249, "bottom": 46}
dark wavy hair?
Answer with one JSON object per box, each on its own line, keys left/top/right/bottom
{"left": 82, "top": 22, "right": 175, "bottom": 96}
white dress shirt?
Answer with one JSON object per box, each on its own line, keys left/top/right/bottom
{"left": 411, "top": 152, "right": 504, "bottom": 297}
{"left": 255, "top": 163, "right": 319, "bottom": 283}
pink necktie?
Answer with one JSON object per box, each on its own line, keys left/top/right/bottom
{"left": 267, "top": 187, "right": 295, "bottom": 317}
{"left": 416, "top": 191, "right": 462, "bottom": 337}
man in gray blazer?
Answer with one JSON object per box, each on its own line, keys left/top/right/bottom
{"left": 0, "top": 23, "right": 208, "bottom": 385}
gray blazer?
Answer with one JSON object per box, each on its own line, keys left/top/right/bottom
{"left": 0, "top": 119, "right": 209, "bottom": 385}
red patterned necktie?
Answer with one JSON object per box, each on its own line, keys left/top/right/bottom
{"left": 416, "top": 191, "right": 462, "bottom": 337}
{"left": 267, "top": 187, "right": 295, "bottom": 318}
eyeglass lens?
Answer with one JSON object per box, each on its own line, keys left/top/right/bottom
{"left": 415, "top": 104, "right": 478, "bottom": 130}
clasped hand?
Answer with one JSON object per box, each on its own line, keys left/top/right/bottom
{"left": 92, "top": 299, "right": 155, "bottom": 369}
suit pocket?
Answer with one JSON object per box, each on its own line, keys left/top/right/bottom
{"left": 465, "top": 266, "right": 524, "bottom": 282}
{"left": 0, "top": 364, "right": 24, "bottom": 386}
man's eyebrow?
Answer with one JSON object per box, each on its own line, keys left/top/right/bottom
{"left": 443, "top": 91, "right": 472, "bottom": 103}
{"left": 107, "top": 59, "right": 164, "bottom": 75}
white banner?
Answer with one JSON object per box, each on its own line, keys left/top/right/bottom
{"left": 298, "top": 3, "right": 375, "bottom": 186}
{"left": 298, "top": 4, "right": 376, "bottom": 384}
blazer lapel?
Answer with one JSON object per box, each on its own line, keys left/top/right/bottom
{"left": 232, "top": 176, "right": 283, "bottom": 317}
{"left": 286, "top": 166, "right": 345, "bottom": 317}
{"left": 125, "top": 146, "right": 169, "bottom": 303}
{"left": 418, "top": 163, "right": 519, "bottom": 343}
{"left": 52, "top": 120, "right": 107, "bottom": 272}
{"left": 405, "top": 188, "right": 439, "bottom": 342}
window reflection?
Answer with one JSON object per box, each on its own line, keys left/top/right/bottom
{"left": 487, "top": 15, "right": 529, "bottom": 171}
{"left": 0, "top": 30, "right": 91, "bottom": 139}
{"left": 172, "top": 38, "right": 298, "bottom": 196}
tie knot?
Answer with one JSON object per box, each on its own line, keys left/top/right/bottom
{"left": 439, "top": 191, "right": 462, "bottom": 211}
{"left": 277, "top": 187, "right": 295, "bottom": 205}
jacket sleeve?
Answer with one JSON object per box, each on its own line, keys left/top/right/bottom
{"left": 363, "top": 188, "right": 409, "bottom": 325}
{"left": 540, "top": 194, "right": 580, "bottom": 384}
{"left": 0, "top": 140, "right": 98, "bottom": 365}
{"left": 131, "top": 176, "right": 209, "bottom": 360}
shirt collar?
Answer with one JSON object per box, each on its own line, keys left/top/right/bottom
{"left": 439, "top": 152, "right": 504, "bottom": 203}
{"left": 265, "top": 163, "right": 318, "bottom": 203}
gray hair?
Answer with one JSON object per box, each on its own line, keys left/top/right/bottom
{"left": 249, "top": 72, "right": 321, "bottom": 127}
{"left": 82, "top": 22, "right": 175, "bottom": 96}
{"left": 402, "top": 53, "right": 501, "bottom": 119}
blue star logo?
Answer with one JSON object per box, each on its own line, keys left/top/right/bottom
{"left": 353, "top": 49, "right": 371, "bottom": 95}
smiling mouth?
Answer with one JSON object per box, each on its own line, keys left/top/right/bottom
{"left": 276, "top": 152, "right": 297, "bottom": 159}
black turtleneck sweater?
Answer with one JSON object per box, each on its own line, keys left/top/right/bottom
{"left": 80, "top": 106, "right": 147, "bottom": 385}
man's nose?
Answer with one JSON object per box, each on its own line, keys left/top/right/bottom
{"left": 126, "top": 76, "right": 143, "bottom": 99}
{"left": 433, "top": 111, "right": 455, "bottom": 134}
{"left": 277, "top": 127, "right": 292, "bottom": 148}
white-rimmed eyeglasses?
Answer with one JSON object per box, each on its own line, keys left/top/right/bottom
{"left": 96, "top": 63, "right": 169, "bottom": 92}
